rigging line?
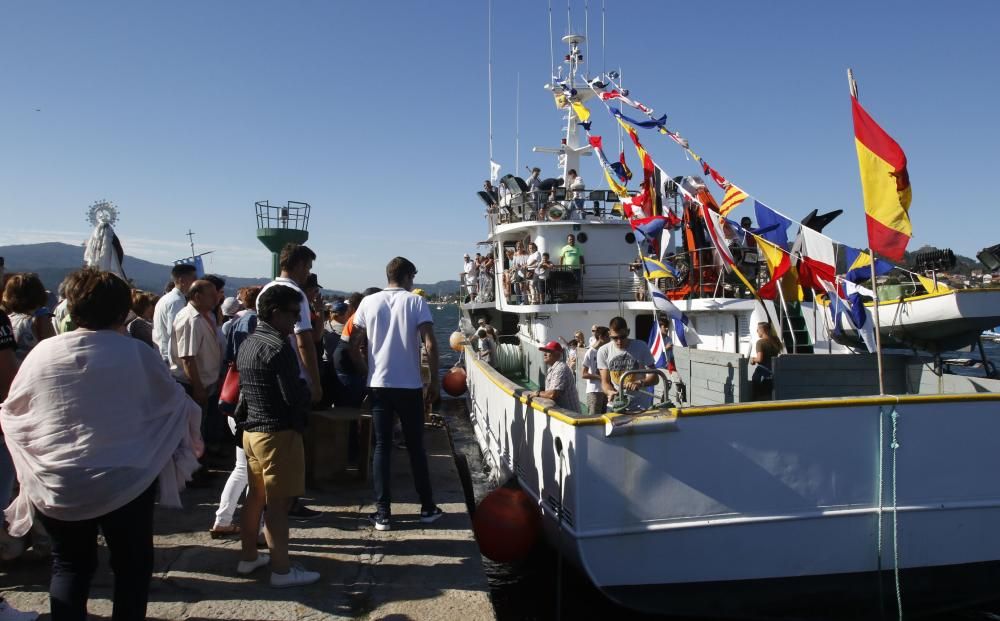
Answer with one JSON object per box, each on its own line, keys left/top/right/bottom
{"left": 548, "top": 0, "right": 555, "bottom": 80}
{"left": 487, "top": 0, "right": 494, "bottom": 163}
{"left": 602, "top": 73, "right": 847, "bottom": 241}
{"left": 515, "top": 72, "right": 520, "bottom": 173}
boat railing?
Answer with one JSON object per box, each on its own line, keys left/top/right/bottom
{"left": 459, "top": 269, "right": 498, "bottom": 304}
{"left": 458, "top": 244, "right": 765, "bottom": 306}
{"left": 484, "top": 189, "right": 633, "bottom": 230}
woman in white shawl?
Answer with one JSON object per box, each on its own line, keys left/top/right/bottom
{"left": 1, "top": 268, "right": 201, "bottom": 621}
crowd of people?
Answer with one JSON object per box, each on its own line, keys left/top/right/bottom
{"left": 483, "top": 167, "right": 588, "bottom": 223}
{"left": 463, "top": 233, "right": 588, "bottom": 306}
{"left": 0, "top": 245, "right": 444, "bottom": 620}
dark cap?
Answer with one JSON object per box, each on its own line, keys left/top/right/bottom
{"left": 306, "top": 273, "right": 322, "bottom": 289}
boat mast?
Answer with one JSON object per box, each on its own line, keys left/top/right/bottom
{"left": 561, "top": 34, "right": 590, "bottom": 184}
{"left": 848, "top": 68, "right": 886, "bottom": 395}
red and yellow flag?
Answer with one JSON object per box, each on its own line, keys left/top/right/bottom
{"left": 756, "top": 236, "right": 796, "bottom": 301}
{"left": 616, "top": 117, "right": 657, "bottom": 214}
{"left": 718, "top": 184, "right": 748, "bottom": 216}
{"left": 852, "top": 96, "right": 912, "bottom": 261}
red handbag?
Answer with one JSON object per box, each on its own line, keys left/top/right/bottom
{"left": 218, "top": 363, "right": 240, "bottom": 415}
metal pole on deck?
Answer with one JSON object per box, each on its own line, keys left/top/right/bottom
{"left": 849, "top": 68, "right": 886, "bottom": 395}
{"left": 868, "top": 246, "right": 887, "bottom": 395}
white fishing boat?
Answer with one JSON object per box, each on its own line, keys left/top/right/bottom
{"left": 459, "top": 28, "right": 1000, "bottom": 619}
{"left": 824, "top": 287, "right": 1000, "bottom": 353}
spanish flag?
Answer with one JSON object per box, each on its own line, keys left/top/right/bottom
{"left": 852, "top": 96, "right": 912, "bottom": 261}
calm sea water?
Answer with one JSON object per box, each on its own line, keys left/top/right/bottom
{"left": 429, "top": 305, "right": 1000, "bottom": 620}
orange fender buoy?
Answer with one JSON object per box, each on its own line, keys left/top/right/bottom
{"left": 472, "top": 487, "right": 541, "bottom": 563}
{"left": 449, "top": 331, "right": 466, "bottom": 352}
{"left": 442, "top": 367, "right": 468, "bottom": 397}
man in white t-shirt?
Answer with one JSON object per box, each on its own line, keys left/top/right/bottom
{"left": 581, "top": 326, "right": 610, "bottom": 414}
{"left": 152, "top": 263, "right": 198, "bottom": 364}
{"left": 350, "top": 256, "right": 442, "bottom": 532}
{"left": 257, "top": 244, "right": 322, "bottom": 405}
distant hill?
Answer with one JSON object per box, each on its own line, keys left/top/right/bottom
{"left": 0, "top": 242, "right": 461, "bottom": 298}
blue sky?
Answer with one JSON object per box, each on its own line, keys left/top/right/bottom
{"left": 1, "top": 1, "right": 997, "bottom": 290}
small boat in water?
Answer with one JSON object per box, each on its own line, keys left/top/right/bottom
{"left": 459, "top": 25, "right": 1000, "bottom": 619}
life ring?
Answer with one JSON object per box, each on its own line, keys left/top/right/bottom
{"left": 548, "top": 205, "right": 565, "bottom": 221}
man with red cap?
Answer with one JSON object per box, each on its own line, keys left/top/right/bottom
{"left": 526, "top": 340, "right": 579, "bottom": 411}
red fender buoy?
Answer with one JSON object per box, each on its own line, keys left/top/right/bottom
{"left": 472, "top": 487, "right": 541, "bottom": 563}
{"left": 442, "top": 367, "right": 468, "bottom": 397}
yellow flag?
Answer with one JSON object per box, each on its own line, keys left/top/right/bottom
{"left": 916, "top": 274, "right": 952, "bottom": 294}
{"left": 571, "top": 101, "right": 590, "bottom": 123}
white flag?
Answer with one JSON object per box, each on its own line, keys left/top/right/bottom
{"left": 489, "top": 160, "right": 502, "bottom": 184}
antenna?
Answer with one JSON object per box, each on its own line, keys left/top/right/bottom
{"left": 548, "top": 0, "right": 555, "bottom": 79}
{"left": 601, "top": 0, "right": 606, "bottom": 76}
{"left": 186, "top": 229, "right": 196, "bottom": 262}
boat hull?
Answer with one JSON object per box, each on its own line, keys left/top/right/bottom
{"left": 601, "top": 560, "right": 1000, "bottom": 619}
{"left": 462, "top": 343, "right": 1000, "bottom": 617}
{"left": 831, "top": 288, "right": 1000, "bottom": 351}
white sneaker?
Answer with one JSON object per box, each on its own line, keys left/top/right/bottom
{"left": 270, "top": 563, "right": 320, "bottom": 588}
{"left": 236, "top": 553, "right": 270, "bottom": 575}
{"left": 0, "top": 599, "right": 39, "bottom": 621}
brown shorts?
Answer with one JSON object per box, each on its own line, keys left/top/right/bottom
{"left": 243, "top": 429, "right": 305, "bottom": 499}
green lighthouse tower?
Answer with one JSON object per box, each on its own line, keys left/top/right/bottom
{"left": 255, "top": 200, "right": 311, "bottom": 278}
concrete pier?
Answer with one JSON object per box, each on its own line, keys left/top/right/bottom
{"left": 1, "top": 425, "right": 496, "bottom": 620}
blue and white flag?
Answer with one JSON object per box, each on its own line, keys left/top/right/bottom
{"left": 647, "top": 323, "right": 668, "bottom": 369}
{"left": 647, "top": 281, "right": 701, "bottom": 347}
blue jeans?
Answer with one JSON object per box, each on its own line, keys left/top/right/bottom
{"left": 0, "top": 435, "right": 15, "bottom": 512}
{"left": 370, "top": 388, "right": 434, "bottom": 516}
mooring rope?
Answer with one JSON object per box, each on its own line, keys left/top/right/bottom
{"left": 877, "top": 404, "right": 904, "bottom": 620}
{"left": 889, "top": 406, "right": 903, "bottom": 619}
